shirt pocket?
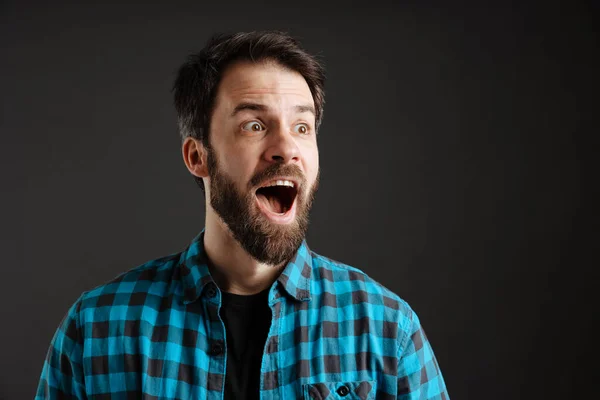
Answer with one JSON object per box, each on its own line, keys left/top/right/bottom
{"left": 302, "top": 381, "right": 377, "bottom": 400}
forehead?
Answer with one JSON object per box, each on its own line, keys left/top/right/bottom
{"left": 215, "top": 60, "right": 314, "bottom": 107}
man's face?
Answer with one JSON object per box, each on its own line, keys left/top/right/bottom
{"left": 205, "top": 60, "right": 320, "bottom": 265}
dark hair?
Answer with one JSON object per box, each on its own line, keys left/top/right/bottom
{"left": 173, "top": 31, "right": 326, "bottom": 146}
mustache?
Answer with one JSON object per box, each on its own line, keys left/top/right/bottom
{"left": 249, "top": 164, "right": 306, "bottom": 190}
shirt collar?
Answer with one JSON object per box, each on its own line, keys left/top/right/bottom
{"left": 178, "top": 230, "right": 313, "bottom": 304}
{"left": 276, "top": 239, "right": 313, "bottom": 301}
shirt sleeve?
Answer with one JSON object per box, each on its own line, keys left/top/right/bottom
{"left": 35, "top": 295, "right": 87, "bottom": 399}
{"left": 397, "top": 308, "right": 449, "bottom": 400}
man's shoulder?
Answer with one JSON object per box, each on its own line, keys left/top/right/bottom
{"left": 310, "top": 251, "right": 413, "bottom": 318}
{"left": 77, "top": 251, "right": 183, "bottom": 310}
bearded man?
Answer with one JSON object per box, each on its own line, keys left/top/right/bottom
{"left": 36, "top": 31, "right": 449, "bottom": 400}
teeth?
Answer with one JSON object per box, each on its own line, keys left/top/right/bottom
{"left": 263, "top": 179, "right": 295, "bottom": 188}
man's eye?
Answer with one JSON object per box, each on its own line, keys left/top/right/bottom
{"left": 242, "top": 121, "right": 265, "bottom": 132}
{"left": 293, "top": 123, "right": 310, "bottom": 135}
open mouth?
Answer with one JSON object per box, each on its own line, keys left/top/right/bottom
{"left": 255, "top": 179, "right": 298, "bottom": 215}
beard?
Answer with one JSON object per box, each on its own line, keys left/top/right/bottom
{"left": 207, "top": 146, "right": 319, "bottom": 266}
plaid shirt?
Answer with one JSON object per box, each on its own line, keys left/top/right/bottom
{"left": 37, "top": 232, "right": 449, "bottom": 399}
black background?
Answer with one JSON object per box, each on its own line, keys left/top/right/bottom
{"left": 1, "top": 1, "right": 597, "bottom": 399}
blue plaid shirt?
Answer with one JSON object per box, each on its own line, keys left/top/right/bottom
{"left": 37, "top": 232, "right": 449, "bottom": 399}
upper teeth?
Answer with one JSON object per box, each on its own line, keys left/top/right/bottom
{"left": 263, "top": 179, "right": 295, "bottom": 188}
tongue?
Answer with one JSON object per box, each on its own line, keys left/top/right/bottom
{"left": 257, "top": 192, "right": 284, "bottom": 214}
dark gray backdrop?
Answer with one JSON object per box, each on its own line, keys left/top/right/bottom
{"left": 1, "top": 1, "right": 596, "bottom": 399}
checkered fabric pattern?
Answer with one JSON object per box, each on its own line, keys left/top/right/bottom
{"left": 36, "top": 231, "right": 449, "bottom": 399}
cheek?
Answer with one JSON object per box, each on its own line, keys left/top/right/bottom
{"left": 223, "top": 147, "right": 257, "bottom": 184}
{"left": 304, "top": 147, "right": 319, "bottom": 184}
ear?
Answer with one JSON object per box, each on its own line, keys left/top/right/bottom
{"left": 182, "top": 137, "right": 209, "bottom": 179}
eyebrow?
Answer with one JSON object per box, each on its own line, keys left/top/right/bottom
{"left": 231, "top": 102, "right": 316, "bottom": 117}
{"left": 295, "top": 104, "right": 316, "bottom": 115}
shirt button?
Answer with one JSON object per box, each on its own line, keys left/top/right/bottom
{"left": 336, "top": 385, "right": 350, "bottom": 397}
{"left": 205, "top": 285, "right": 217, "bottom": 298}
{"left": 210, "top": 341, "right": 224, "bottom": 356}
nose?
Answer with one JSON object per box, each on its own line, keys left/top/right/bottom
{"left": 263, "top": 124, "right": 300, "bottom": 164}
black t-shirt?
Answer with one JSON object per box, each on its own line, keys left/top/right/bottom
{"left": 219, "top": 288, "right": 272, "bottom": 400}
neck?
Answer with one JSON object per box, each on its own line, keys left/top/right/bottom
{"left": 203, "top": 208, "right": 284, "bottom": 295}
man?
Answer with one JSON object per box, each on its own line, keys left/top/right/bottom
{"left": 36, "top": 31, "right": 449, "bottom": 399}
